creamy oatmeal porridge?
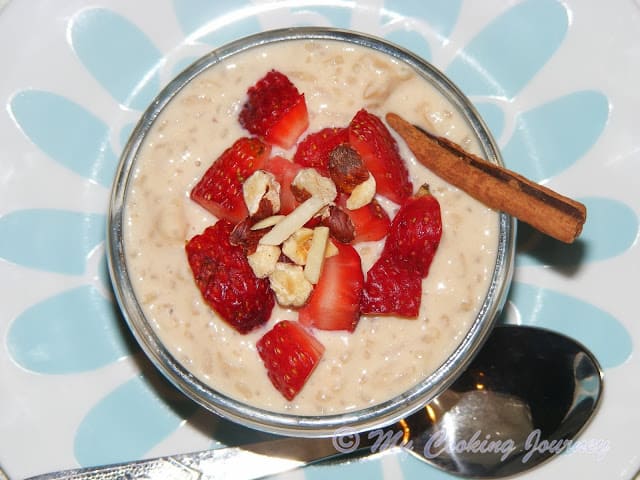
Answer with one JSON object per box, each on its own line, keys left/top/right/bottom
{"left": 122, "top": 38, "right": 500, "bottom": 415}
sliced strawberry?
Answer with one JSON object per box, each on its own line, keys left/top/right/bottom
{"left": 293, "top": 127, "right": 349, "bottom": 175}
{"left": 360, "top": 257, "right": 422, "bottom": 317}
{"left": 360, "top": 186, "right": 442, "bottom": 317}
{"left": 380, "top": 185, "right": 442, "bottom": 276}
{"left": 185, "top": 220, "right": 274, "bottom": 333}
{"left": 298, "top": 242, "right": 363, "bottom": 332}
{"left": 239, "top": 70, "right": 309, "bottom": 149}
{"left": 256, "top": 320, "right": 325, "bottom": 400}
{"left": 348, "top": 109, "right": 413, "bottom": 204}
{"left": 264, "top": 155, "right": 303, "bottom": 214}
{"left": 190, "top": 137, "right": 271, "bottom": 223}
{"left": 336, "top": 194, "right": 390, "bottom": 243}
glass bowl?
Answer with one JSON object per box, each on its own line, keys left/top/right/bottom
{"left": 107, "top": 27, "right": 515, "bottom": 437}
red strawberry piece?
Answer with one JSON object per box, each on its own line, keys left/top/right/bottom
{"left": 380, "top": 185, "right": 442, "bottom": 276}
{"left": 190, "top": 137, "right": 271, "bottom": 223}
{"left": 360, "top": 186, "right": 442, "bottom": 317}
{"left": 348, "top": 109, "right": 413, "bottom": 204}
{"left": 336, "top": 194, "right": 390, "bottom": 243}
{"left": 298, "top": 242, "right": 363, "bottom": 332}
{"left": 185, "top": 220, "right": 274, "bottom": 333}
{"left": 257, "top": 320, "right": 325, "bottom": 401}
{"left": 293, "top": 127, "right": 349, "bottom": 175}
{"left": 239, "top": 70, "right": 309, "bottom": 149}
{"left": 360, "top": 257, "right": 422, "bottom": 317}
{"left": 264, "top": 155, "right": 303, "bottom": 214}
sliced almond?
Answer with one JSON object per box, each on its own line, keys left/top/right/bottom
{"left": 291, "top": 168, "right": 337, "bottom": 204}
{"left": 259, "top": 196, "right": 328, "bottom": 246}
{"left": 346, "top": 173, "right": 376, "bottom": 210}
{"left": 242, "top": 170, "right": 280, "bottom": 218}
{"left": 250, "top": 214, "right": 285, "bottom": 231}
{"left": 247, "top": 244, "right": 281, "bottom": 278}
{"left": 269, "top": 263, "right": 313, "bottom": 307}
{"left": 304, "top": 226, "right": 330, "bottom": 284}
{"left": 282, "top": 228, "right": 314, "bottom": 265}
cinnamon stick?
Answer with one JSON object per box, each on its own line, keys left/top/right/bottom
{"left": 386, "top": 113, "right": 586, "bottom": 243}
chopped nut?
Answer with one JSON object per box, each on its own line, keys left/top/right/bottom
{"left": 304, "top": 226, "right": 330, "bottom": 284}
{"left": 230, "top": 218, "right": 264, "bottom": 254}
{"left": 247, "top": 245, "right": 281, "bottom": 278}
{"left": 328, "top": 145, "right": 369, "bottom": 193}
{"left": 251, "top": 215, "right": 285, "bottom": 230}
{"left": 259, "top": 196, "right": 329, "bottom": 246}
{"left": 290, "top": 183, "right": 312, "bottom": 204}
{"left": 346, "top": 173, "right": 376, "bottom": 210}
{"left": 269, "top": 263, "right": 313, "bottom": 307}
{"left": 242, "top": 170, "right": 280, "bottom": 219}
{"left": 291, "top": 168, "right": 337, "bottom": 204}
{"left": 282, "top": 228, "right": 314, "bottom": 265}
{"left": 321, "top": 205, "right": 355, "bottom": 244}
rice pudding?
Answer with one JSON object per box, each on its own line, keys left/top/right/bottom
{"left": 122, "top": 39, "right": 500, "bottom": 415}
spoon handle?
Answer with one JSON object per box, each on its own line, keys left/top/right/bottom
{"left": 26, "top": 437, "right": 359, "bottom": 480}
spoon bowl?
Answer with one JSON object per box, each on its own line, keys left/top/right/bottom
{"left": 29, "top": 325, "right": 603, "bottom": 480}
{"left": 400, "top": 324, "right": 603, "bottom": 477}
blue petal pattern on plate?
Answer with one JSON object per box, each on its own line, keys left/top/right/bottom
{"left": 502, "top": 91, "right": 609, "bottom": 181}
{"left": 97, "top": 251, "right": 112, "bottom": 291}
{"left": 10, "top": 91, "right": 118, "bottom": 187}
{"left": 446, "top": 0, "right": 567, "bottom": 98}
{"left": 205, "top": 414, "right": 279, "bottom": 449}
{"left": 69, "top": 8, "right": 162, "bottom": 111}
{"left": 171, "top": 56, "right": 201, "bottom": 77}
{"left": 303, "top": 455, "right": 388, "bottom": 480}
{"left": 7, "top": 286, "right": 136, "bottom": 374}
{"left": 74, "top": 374, "right": 198, "bottom": 466}
{"left": 517, "top": 196, "right": 639, "bottom": 267}
{"left": 397, "top": 451, "right": 458, "bottom": 479}
{"left": 119, "top": 122, "right": 137, "bottom": 154}
{"left": 384, "top": 30, "right": 431, "bottom": 61}
{"left": 502, "top": 282, "right": 632, "bottom": 369}
{"left": 173, "top": 0, "right": 260, "bottom": 46}
{"left": 385, "top": 0, "right": 462, "bottom": 39}
{"left": 473, "top": 101, "right": 505, "bottom": 139}
{"left": 0, "top": 209, "right": 104, "bottom": 275}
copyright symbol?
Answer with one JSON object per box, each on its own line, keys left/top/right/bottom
{"left": 332, "top": 427, "right": 361, "bottom": 453}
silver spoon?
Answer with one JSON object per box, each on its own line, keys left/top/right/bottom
{"left": 28, "top": 325, "right": 603, "bottom": 480}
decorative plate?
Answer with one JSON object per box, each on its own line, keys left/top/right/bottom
{"left": 1, "top": 1, "right": 638, "bottom": 479}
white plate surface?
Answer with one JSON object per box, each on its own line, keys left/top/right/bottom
{"left": 1, "top": 1, "right": 639, "bottom": 479}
